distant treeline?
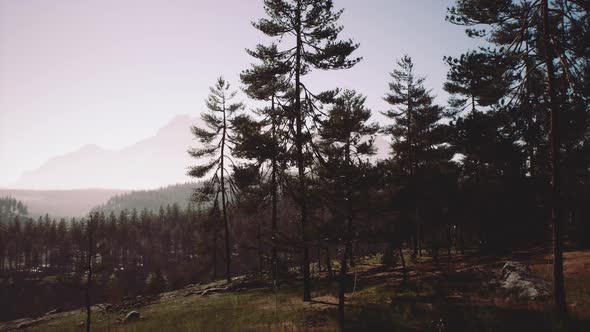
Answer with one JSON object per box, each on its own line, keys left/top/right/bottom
{"left": 0, "top": 196, "right": 28, "bottom": 221}
{"left": 92, "top": 183, "right": 200, "bottom": 215}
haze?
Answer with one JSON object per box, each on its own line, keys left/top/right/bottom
{"left": 0, "top": 0, "right": 480, "bottom": 189}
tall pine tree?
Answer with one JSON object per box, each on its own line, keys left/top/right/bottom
{"left": 382, "top": 55, "right": 449, "bottom": 257}
{"left": 317, "top": 89, "right": 378, "bottom": 329}
{"left": 240, "top": 43, "right": 291, "bottom": 282}
{"left": 252, "top": 0, "right": 361, "bottom": 301}
{"left": 188, "top": 77, "right": 243, "bottom": 283}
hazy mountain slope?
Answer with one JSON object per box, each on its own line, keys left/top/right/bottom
{"left": 92, "top": 182, "right": 200, "bottom": 214}
{"left": 12, "top": 114, "right": 390, "bottom": 191}
{"left": 0, "top": 189, "right": 127, "bottom": 218}
{"left": 13, "top": 115, "right": 204, "bottom": 190}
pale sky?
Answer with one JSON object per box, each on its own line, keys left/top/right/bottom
{"left": 0, "top": 0, "right": 481, "bottom": 188}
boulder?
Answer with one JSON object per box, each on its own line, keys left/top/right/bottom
{"left": 500, "top": 261, "right": 550, "bottom": 300}
{"left": 124, "top": 311, "right": 141, "bottom": 322}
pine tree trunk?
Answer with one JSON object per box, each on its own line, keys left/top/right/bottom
{"left": 447, "top": 225, "right": 452, "bottom": 266}
{"left": 213, "top": 227, "right": 218, "bottom": 280}
{"left": 85, "top": 225, "right": 93, "bottom": 332}
{"left": 258, "top": 218, "right": 263, "bottom": 274}
{"left": 432, "top": 230, "right": 438, "bottom": 263}
{"left": 326, "top": 246, "right": 333, "bottom": 280}
{"left": 221, "top": 97, "right": 232, "bottom": 283}
{"left": 338, "top": 244, "right": 348, "bottom": 331}
{"left": 542, "top": 0, "right": 566, "bottom": 315}
{"left": 295, "top": 0, "right": 311, "bottom": 302}
{"left": 317, "top": 244, "right": 322, "bottom": 273}
{"left": 271, "top": 96, "right": 279, "bottom": 283}
{"left": 398, "top": 246, "right": 406, "bottom": 275}
{"left": 418, "top": 223, "right": 422, "bottom": 257}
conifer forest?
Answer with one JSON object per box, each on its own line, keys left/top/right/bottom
{"left": 0, "top": 0, "right": 589, "bottom": 331}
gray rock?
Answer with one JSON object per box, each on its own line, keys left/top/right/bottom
{"left": 17, "top": 322, "right": 29, "bottom": 329}
{"left": 500, "top": 261, "right": 550, "bottom": 300}
{"left": 124, "top": 311, "right": 141, "bottom": 322}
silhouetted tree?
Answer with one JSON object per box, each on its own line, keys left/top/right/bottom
{"left": 240, "top": 42, "right": 291, "bottom": 282}
{"left": 252, "top": 0, "right": 361, "bottom": 302}
{"left": 382, "top": 55, "right": 450, "bottom": 258}
{"left": 317, "top": 89, "right": 378, "bottom": 329}
{"left": 188, "top": 77, "right": 244, "bottom": 282}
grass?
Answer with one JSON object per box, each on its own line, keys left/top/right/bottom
{"left": 6, "top": 248, "right": 589, "bottom": 331}
{"left": 32, "top": 287, "right": 325, "bottom": 332}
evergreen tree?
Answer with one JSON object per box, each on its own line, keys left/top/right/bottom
{"left": 444, "top": 49, "right": 513, "bottom": 113}
{"left": 447, "top": 0, "right": 589, "bottom": 314}
{"left": 252, "top": 0, "right": 361, "bottom": 301}
{"left": 382, "top": 55, "right": 450, "bottom": 257}
{"left": 188, "top": 77, "right": 244, "bottom": 282}
{"left": 240, "top": 42, "right": 291, "bottom": 281}
{"left": 317, "top": 89, "right": 378, "bottom": 329}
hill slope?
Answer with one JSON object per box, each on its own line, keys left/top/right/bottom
{"left": 92, "top": 182, "right": 199, "bottom": 214}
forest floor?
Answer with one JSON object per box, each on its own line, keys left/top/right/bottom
{"left": 2, "top": 246, "right": 590, "bottom": 331}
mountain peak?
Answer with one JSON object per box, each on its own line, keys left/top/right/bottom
{"left": 157, "top": 114, "right": 201, "bottom": 136}
{"left": 14, "top": 115, "right": 199, "bottom": 190}
{"left": 79, "top": 144, "right": 104, "bottom": 152}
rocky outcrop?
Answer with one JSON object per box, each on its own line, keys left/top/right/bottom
{"left": 499, "top": 261, "right": 550, "bottom": 300}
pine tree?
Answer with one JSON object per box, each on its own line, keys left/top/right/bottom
{"left": 443, "top": 49, "right": 513, "bottom": 113}
{"left": 240, "top": 42, "right": 291, "bottom": 282}
{"left": 188, "top": 77, "right": 243, "bottom": 282}
{"left": 253, "top": 0, "right": 361, "bottom": 302}
{"left": 382, "top": 55, "right": 449, "bottom": 257}
{"left": 317, "top": 89, "right": 378, "bottom": 329}
{"left": 447, "top": 0, "right": 589, "bottom": 314}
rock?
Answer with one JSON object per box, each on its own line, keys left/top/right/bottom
{"left": 124, "top": 311, "right": 141, "bottom": 322}
{"left": 45, "top": 307, "right": 62, "bottom": 315}
{"left": 17, "top": 322, "right": 29, "bottom": 329}
{"left": 501, "top": 261, "right": 529, "bottom": 279}
{"left": 77, "top": 321, "right": 85, "bottom": 327}
{"left": 500, "top": 261, "right": 550, "bottom": 300}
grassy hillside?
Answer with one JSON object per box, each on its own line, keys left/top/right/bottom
{"left": 5, "top": 248, "right": 590, "bottom": 331}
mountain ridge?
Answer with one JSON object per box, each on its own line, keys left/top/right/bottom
{"left": 12, "top": 114, "right": 390, "bottom": 191}
{"left": 14, "top": 115, "right": 203, "bottom": 190}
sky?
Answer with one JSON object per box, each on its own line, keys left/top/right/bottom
{"left": 0, "top": 0, "right": 482, "bottom": 188}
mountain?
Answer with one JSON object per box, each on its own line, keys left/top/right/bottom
{"left": 0, "top": 189, "right": 127, "bottom": 218}
{"left": 13, "top": 115, "right": 204, "bottom": 190}
{"left": 12, "top": 114, "right": 391, "bottom": 191}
